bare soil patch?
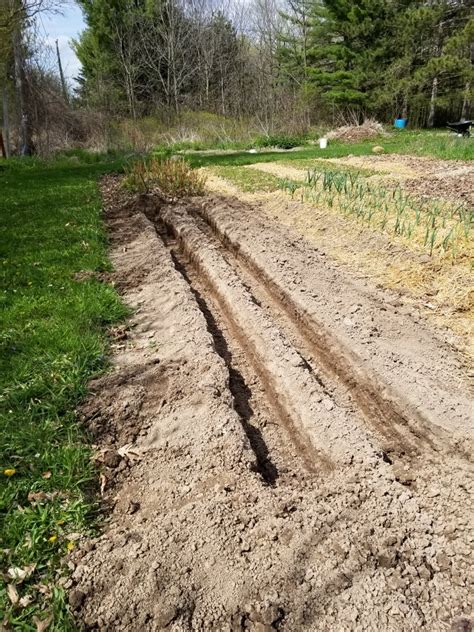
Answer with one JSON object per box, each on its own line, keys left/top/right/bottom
{"left": 326, "top": 155, "right": 474, "bottom": 206}
{"left": 70, "top": 178, "right": 473, "bottom": 631}
{"left": 205, "top": 166, "right": 473, "bottom": 362}
{"left": 247, "top": 154, "right": 474, "bottom": 206}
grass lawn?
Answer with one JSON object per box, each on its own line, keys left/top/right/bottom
{"left": 0, "top": 153, "right": 127, "bottom": 629}
{"left": 182, "top": 129, "right": 474, "bottom": 168}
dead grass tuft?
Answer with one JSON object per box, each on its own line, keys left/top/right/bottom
{"left": 123, "top": 157, "right": 207, "bottom": 198}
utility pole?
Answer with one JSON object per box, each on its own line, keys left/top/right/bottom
{"left": 55, "top": 39, "right": 69, "bottom": 103}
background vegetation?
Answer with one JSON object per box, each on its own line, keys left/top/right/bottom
{"left": 0, "top": 0, "right": 472, "bottom": 156}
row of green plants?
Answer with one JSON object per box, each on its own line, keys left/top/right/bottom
{"left": 278, "top": 166, "right": 472, "bottom": 259}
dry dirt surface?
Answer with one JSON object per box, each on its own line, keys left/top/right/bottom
{"left": 327, "top": 155, "right": 474, "bottom": 207}
{"left": 248, "top": 154, "right": 474, "bottom": 206}
{"left": 70, "top": 177, "right": 473, "bottom": 632}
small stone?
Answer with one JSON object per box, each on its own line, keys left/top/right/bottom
{"left": 128, "top": 501, "right": 141, "bottom": 515}
{"left": 392, "top": 464, "right": 415, "bottom": 486}
{"left": 436, "top": 552, "right": 451, "bottom": 571}
{"left": 81, "top": 540, "right": 95, "bottom": 553}
{"left": 322, "top": 398, "right": 334, "bottom": 411}
{"left": 102, "top": 450, "right": 121, "bottom": 468}
{"left": 154, "top": 606, "right": 178, "bottom": 628}
{"left": 69, "top": 589, "right": 86, "bottom": 610}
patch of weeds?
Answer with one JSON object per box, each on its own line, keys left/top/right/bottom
{"left": 123, "top": 157, "right": 206, "bottom": 197}
{"left": 281, "top": 158, "right": 378, "bottom": 178}
{"left": 212, "top": 166, "right": 282, "bottom": 192}
{"left": 0, "top": 154, "right": 128, "bottom": 628}
{"left": 254, "top": 133, "right": 307, "bottom": 150}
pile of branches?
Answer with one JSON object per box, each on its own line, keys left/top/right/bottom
{"left": 327, "top": 119, "right": 386, "bottom": 142}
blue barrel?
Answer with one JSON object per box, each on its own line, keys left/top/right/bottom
{"left": 394, "top": 118, "right": 408, "bottom": 128}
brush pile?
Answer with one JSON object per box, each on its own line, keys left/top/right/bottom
{"left": 327, "top": 119, "right": 385, "bottom": 142}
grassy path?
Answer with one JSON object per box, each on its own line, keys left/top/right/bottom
{"left": 0, "top": 155, "right": 127, "bottom": 629}
{"left": 184, "top": 130, "right": 473, "bottom": 168}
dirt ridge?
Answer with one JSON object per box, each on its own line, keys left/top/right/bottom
{"left": 158, "top": 203, "right": 374, "bottom": 467}
{"left": 191, "top": 200, "right": 468, "bottom": 464}
{"left": 70, "top": 179, "right": 474, "bottom": 632}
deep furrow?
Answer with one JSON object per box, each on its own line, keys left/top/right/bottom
{"left": 156, "top": 203, "right": 382, "bottom": 468}
{"left": 191, "top": 211, "right": 346, "bottom": 404}
{"left": 192, "top": 202, "right": 458, "bottom": 463}
{"left": 154, "top": 223, "right": 319, "bottom": 481}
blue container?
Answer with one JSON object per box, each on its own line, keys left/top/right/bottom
{"left": 394, "top": 118, "right": 408, "bottom": 128}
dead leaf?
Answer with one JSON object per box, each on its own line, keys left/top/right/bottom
{"left": 7, "top": 567, "right": 26, "bottom": 582}
{"left": 6, "top": 584, "right": 19, "bottom": 605}
{"left": 33, "top": 584, "right": 52, "bottom": 597}
{"left": 117, "top": 443, "right": 141, "bottom": 462}
{"left": 41, "top": 471, "right": 52, "bottom": 479}
{"left": 28, "top": 491, "right": 48, "bottom": 503}
{"left": 0, "top": 619, "right": 11, "bottom": 632}
{"left": 33, "top": 613, "right": 53, "bottom": 632}
{"left": 8, "top": 564, "right": 36, "bottom": 583}
{"left": 19, "top": 595, "right": 33, "bottom": 608}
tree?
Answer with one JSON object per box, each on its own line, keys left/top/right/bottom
{"left": 1, "top": 0, "right": 62, "bottom": 155}
{"left": 381, "top": 1, "right": 472, "bottom": 126}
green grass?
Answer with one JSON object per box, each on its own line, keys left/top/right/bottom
{"left": 184, "top": 130, "right": 473, "bottom": 169}
{"left": 277, "top": 158, "right": 378, "bottom": 177}
{"left": 212, "top": 166, "right": 283, "bottom": 192}
{"left": 0, "top": 155, "right": 128, "bottom": 629}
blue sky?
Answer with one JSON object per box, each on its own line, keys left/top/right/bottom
{"left": 39, "top": 2, "right": 85, "bottom": 83}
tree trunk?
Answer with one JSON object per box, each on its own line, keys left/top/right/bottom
{"left": 55, "top": 39, "right": 69, "bottom": 104}
{"left": 427, "top": 76, "right": 438, "bottom": 128}
{"left": 2, "top": 87, "right": 11, "bottom": 157}
{"left": 461, "top": 81, "right": 470, "bottom": 121}
{"left": 12, "top": 22, "right": 34, "bottom": 155}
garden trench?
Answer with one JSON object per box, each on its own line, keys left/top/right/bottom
{"left": 70, "top": 176, "right": 473, "bottom": 632}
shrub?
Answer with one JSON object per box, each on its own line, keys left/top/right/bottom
{"left": 255, "top": 133, "right": 307, "bottom": 149}
{"left": 123, "top": 157, "right": 207, "bottom": 197}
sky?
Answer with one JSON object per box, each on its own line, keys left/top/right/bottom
{"left": 38, "top": 2, "right": 85, "bottom": 84}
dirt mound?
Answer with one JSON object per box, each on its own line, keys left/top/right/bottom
{"left": 69, "top": 178, "right": 473, "bottom": 631}
{"left": 327, "top": 119, "right": 385, "bottom": 142}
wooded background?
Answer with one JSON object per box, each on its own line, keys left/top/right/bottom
{"left": 1, "top": 0, "right": 473, "bottom": 155}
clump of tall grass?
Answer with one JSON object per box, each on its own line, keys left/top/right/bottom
{"left": 123, "top": 157, "right": 207, "bottom": 197}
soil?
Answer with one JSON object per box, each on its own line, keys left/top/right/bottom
{"left": 70, "top": 177, "right": 473, "bottom": 631}
{"left": 247, "top": 155, "right": 474, "bottom": 206}
{"left": 204, "top": 170, "right": 474, "bottom": 363}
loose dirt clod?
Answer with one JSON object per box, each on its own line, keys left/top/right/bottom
{"left": 71, "top": 176, "right": 473, "bottom": 631}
